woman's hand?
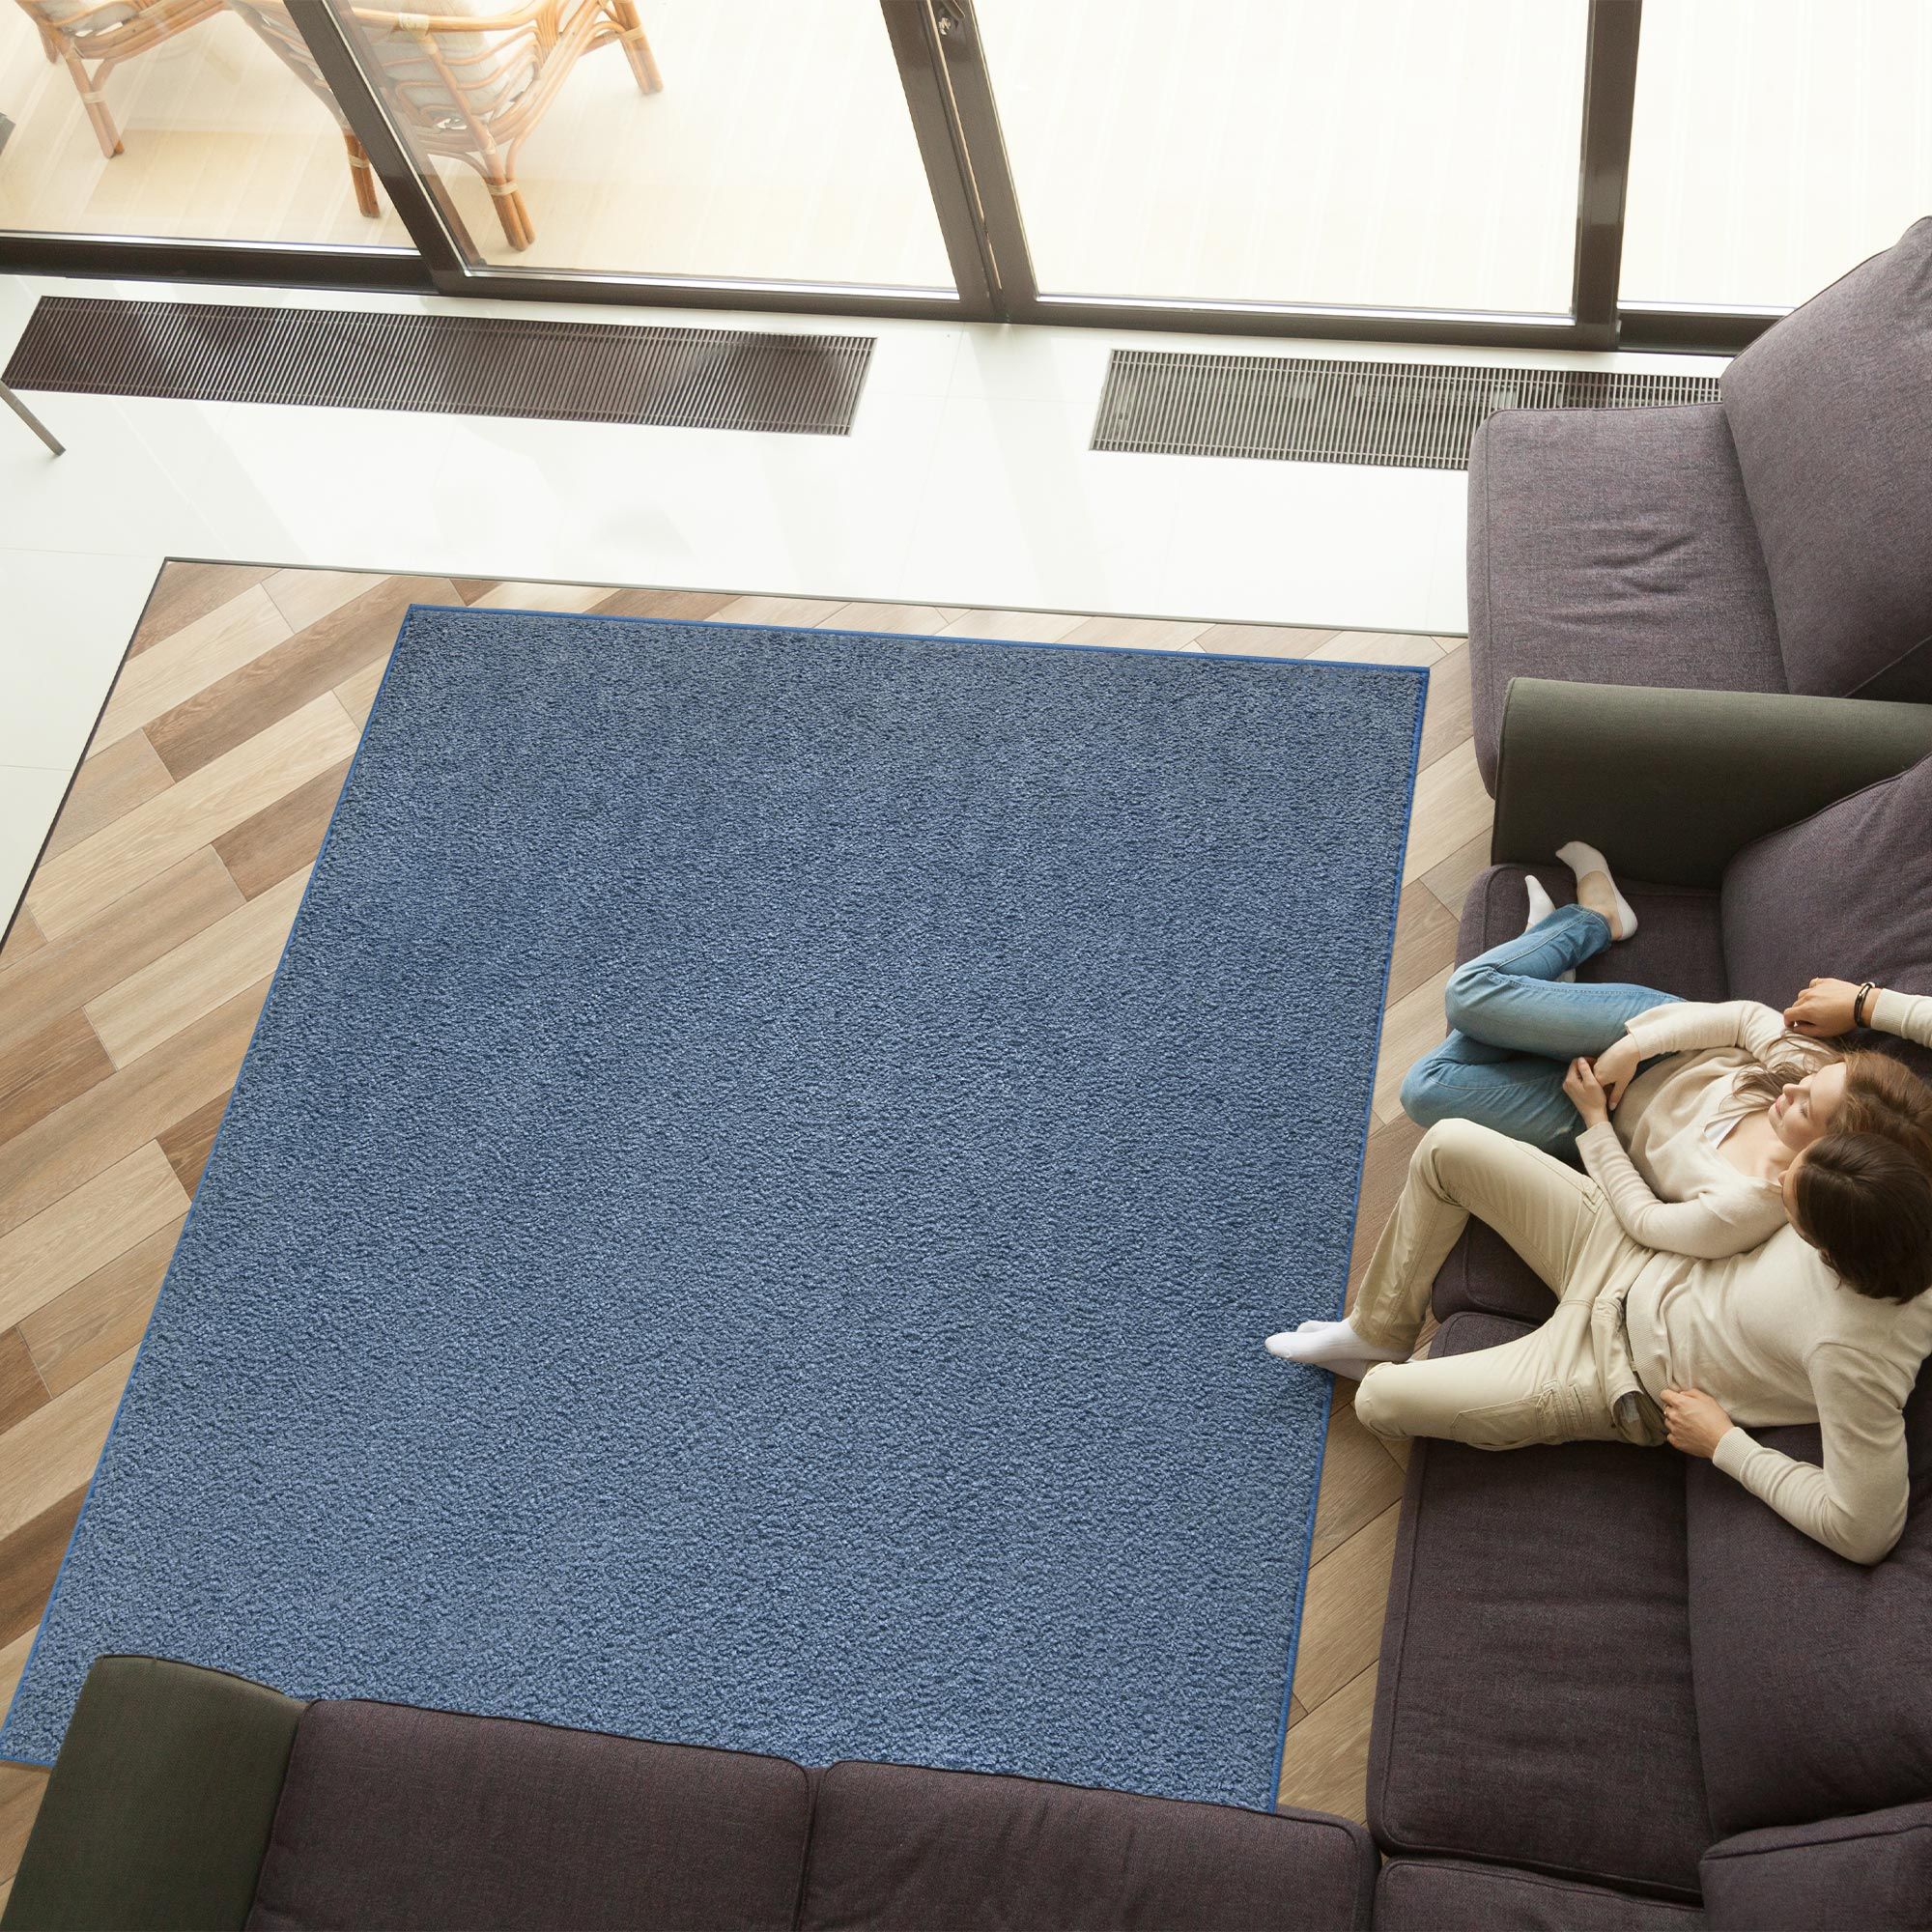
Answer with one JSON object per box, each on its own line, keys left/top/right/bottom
{"left": 1562, "top": 1057, "right": 1610, "bottom": 1128}
{"left": 1591, "top": 1035, "right": 1642, "bottom": 1108}
{"left": 1661, "top": 1386, "right": 1733, "bottom": 1459}
{"left": 1784, "top": 977, "right": 1864, "bottom": 1037}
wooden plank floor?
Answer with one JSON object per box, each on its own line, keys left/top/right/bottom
{"left": 0, "top": 564, "right": 1489, "bottom": 1896}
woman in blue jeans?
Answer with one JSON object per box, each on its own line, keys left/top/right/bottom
{"left": 1398, "top": 840, "right": 1676, "bottom": 1161}
{"left": 1396, "top": 843, "right": 1932, "bottom": 1221}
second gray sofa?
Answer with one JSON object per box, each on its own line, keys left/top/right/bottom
{"left": 1465, "top": 214, "right": 1932, "bottom": 787}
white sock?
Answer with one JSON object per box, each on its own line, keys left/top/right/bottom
{"left": 1265, "top": 1318, "right": 1407, "bottom": 1375}
{"left": 1555, "top": 839, "right": 1638, "bottom": 941}
{"left": 1522, "top": 874, "right": 1575, "bottom": 980}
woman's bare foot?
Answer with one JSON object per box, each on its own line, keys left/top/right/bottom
{"left": 1555, "top": 839, "right": 1638, "bottom": 941}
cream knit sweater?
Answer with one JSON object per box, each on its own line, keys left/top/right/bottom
{"left": 1623, "top": 1226, "right": 1932, "bottom": 1564}
{"left": 1608, "top": 989, "right": 1932, "bottom": 1563}
{"left": 1577, "top": 991, "right": 1932, "bottom": 1259}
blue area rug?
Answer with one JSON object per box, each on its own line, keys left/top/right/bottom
{"left": 3, "top": 611, "right": 1423, "bottom": 1807}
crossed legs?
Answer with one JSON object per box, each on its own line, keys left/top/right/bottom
{"left": 1401, "top": 900, "right": 1678, "bottom": 1158}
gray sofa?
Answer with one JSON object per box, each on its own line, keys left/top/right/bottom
{"left": 1368, "top": 212, "right": 1932, "bottom": 1924}
{"left": 1368, "top": 681, "right": 1932, "bottom": 1928}
{"left": 3, "top": 1655, "right": 1378, "bottom": 1932}
{"left": 1465, "top": 213, "right": 1932, "bottom": 788}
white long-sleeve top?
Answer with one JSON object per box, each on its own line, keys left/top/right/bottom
{"left": 1608, "top": 989, "right": 1932, "bottom": 1564}
{"left": 1623, "top": 1226, "right": 1932, "bottom": 1565}
{"left": 1577, "top": 992, "right": 1932, "bottom": 1260}
{"left": 1576, "top": 1000, "right": 1831, "bottom": 1259}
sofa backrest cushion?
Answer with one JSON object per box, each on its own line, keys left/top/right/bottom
{"left": 1719, "top": 753, "right": 1932, "bottom": 1082}
{"left": 1684, "top": 1371, "right": 1932, "bottom": 1838}
{"left": 795, "top": 1760, "right": 1376, "bottom": 1932}
{"left": 1700, "top": 1800, "right": 1932, "bottom": 1932}
{"left": 1719, "top": 217, "right": 1932, "bottom": 701}
{"left": 243, "top": 1701, "right": 811, "bottom": 1932}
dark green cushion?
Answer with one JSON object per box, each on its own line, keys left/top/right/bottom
{"left": 1492, "top": 678, "right": 1932, "bottom": 888}
{"left": 3, "top": 1658, "right": 304, "bottom": 1932}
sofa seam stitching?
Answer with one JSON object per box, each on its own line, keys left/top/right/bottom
{"left": 1384, "top": 1857, "right": 1705, "bottom": 1913}
{"left": 1704, "top": 1820, "right": 1932, "bottom": 1864}
{"left": 1840, "top": 629, "right": 1932, "bottom": 703}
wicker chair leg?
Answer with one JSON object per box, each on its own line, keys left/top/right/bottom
{"left": 38, "top": 26, "right": 59, "bottom": 62}
{"left": 508, "top": 185, "right": 534, "bottom": 249}
{"left": 59, "top": 45, "right": 124, "bottom": 157}
{"left": 343, "top": 131, "right": 380, "bottom": 217}
{"left": 486, "top": 177, "right": 532, "bottom": 250}
{"left": 609, "top": 0, "right": 662, "bottom": 93}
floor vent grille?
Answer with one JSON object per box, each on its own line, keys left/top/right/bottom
{"left": 4, "top": 298, "right": 875, "bottom": 435}
{"left": 1092, "top": 349, "right": 1721, "bottom": 469}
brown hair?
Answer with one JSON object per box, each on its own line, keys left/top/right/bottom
{"left": 1735, "top": 1048, "right": 1932, "bottom": 1170}
{"left": 1790, "top": 1130, "right": 1932, "bottom": 1303}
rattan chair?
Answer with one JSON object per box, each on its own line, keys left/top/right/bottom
{"left": 227, "top": 0, "right": 661, "bottom": 250}
{"left": 14, "top": 0, "right": 224, "bottom": 158}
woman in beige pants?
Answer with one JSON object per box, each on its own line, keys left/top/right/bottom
{"left": 1346, "top": 1117, "right": 1667, "bottom": 1452}
{"left": 1324, "top": 1115, "right": 1932, "bottom": 1563}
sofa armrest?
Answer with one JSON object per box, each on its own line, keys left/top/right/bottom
{"left": 2, "top": 1657, "right": 304, "bottom": 1932}
{"left": 1700, "top": 1801, "right": 1932, "bottom": 1931}
{"left": 1492, "top": 679, "right": 1932, "bottom": 887}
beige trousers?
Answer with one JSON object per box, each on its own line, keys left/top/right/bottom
{"left": 1350, "top": 1119, "right": 1665, "bottom": 1451}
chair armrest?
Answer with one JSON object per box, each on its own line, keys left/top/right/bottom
{"left": 1491, "top": 678, "right": 1932, "bottom": 887}
{"left": 2, "top": 1657, "right": 304, "bottom": 1932}
{"left": 1700, "top": 1801, "right": 1932, "bottom": 1931}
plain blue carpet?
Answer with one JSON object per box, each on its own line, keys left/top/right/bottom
{"left": 3, "top": 611, "right": 1423, "bottom": 1807}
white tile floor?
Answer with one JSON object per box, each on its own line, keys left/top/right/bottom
{"left": 0, "top": 272, "right": 1727, "bottom": 928}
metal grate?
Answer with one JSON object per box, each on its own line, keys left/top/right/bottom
{"left": 3, "top": 298, "right": 875, "bottom": 434}
{"left": 1091, "top": 349, "right": 1721, "bottom": 470}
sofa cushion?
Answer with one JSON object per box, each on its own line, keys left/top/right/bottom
{"left": 1699, "top": 1801, "right": 1932, "bottom": 1932}
{"left": 1719, "top": 217, "right": 1932, "bottom": 703}
{"left": 1720, "top": 753, "right": 1932, "bottom": 1081}
{"left": 1684, "top": 1363, "right": 1932, "bottom": 1839}
{"left": 1466, "top": 404, "right": 1784, "bottom": 786}
{"left": 1459, "top": 866, "right": 1730, "bottom": 1009}
{"left": 1369, "top": 1312, "right": 1712, "bottom": 1898}
{"left": 245, "top": 1701, "right": 811, "bottom": 1932}
{"left": 796, "top": 1760, "right": 1376, "bottom": 1932}
{"left": 31, "top": 0, "right": 142, "bottom": 33}
{"left": 1377, "top": 1857, "right": 1707, "bottom": 1931}
{"left": 1432, "top": 869, "right": 1728, "bottom": 1325}
{"left": 1430, "top": 1219, "right": 1554, "bottom": 1326}
{"left": 226, "top": 0, "right": 539, "bottom": 120}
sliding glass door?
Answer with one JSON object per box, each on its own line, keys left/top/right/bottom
{"left": 0, "top": 0, "right": 1912, "bottom": 352}
{"left": 316, "top": 0, "right": 955, "bottom": 290}
{"left": 971, "top": 0, "right": 1592, "bottom": 319}
{"left": 1621, "top": 0, "right": 1932, "bottom": 312}
{"left": 0, "top": 0, "right": 413, "bottom": 251}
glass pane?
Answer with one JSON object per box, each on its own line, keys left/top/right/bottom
{"left": 323, "top": 0, "right": 953, "bottom": 285}
{"left": 0, "top": 0, "right": 414, "bottom": 246}
{"left": 975, "top": 0, "right": 1590, "bottom": 314}
{"left": 1622, "top": 0, "right": 1932, "bottom": 310}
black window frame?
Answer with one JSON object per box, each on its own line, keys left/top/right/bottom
{"left": 0, "top": 0, "right": 1777, "bottom": 355}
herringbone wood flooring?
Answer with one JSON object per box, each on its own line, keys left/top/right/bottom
{"left": 0, "top": 565, "right": 1491, "bottom": 1898}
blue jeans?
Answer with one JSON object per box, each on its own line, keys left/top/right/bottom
{"left": 1399, "top": 904, "right": 1678, "bottom": 1159}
